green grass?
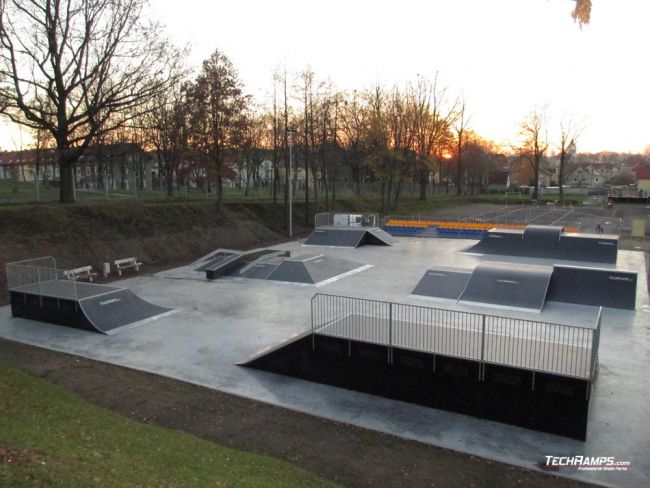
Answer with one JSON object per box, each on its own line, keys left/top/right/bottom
{"left": 0, "top": 178, "right": 589, "bottom": 207}
{"left": 0, "top": 367, "right": 337, "bottom": 487}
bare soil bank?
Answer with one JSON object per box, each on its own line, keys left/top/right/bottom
{"left": 0, "top": 202, "right": 292, "bottom": 304}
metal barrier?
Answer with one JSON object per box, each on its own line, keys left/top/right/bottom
{"left": 311, "top": 293, "right": 600, "bottom": 380}
{"left": 6, "top": 256, "right": 82, "bottom": 301}
{"left": 314, "top": 212, "right": 379, "bottom": 228}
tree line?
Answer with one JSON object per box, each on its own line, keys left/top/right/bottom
{"left": 1, "top": 0, "right": 590, "bottom": 213}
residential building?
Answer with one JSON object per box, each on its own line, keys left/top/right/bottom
{"left": 0, "top": 144, "right": 154, "bottom": 191}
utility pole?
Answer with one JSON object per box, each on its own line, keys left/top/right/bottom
{"left": 287, "top": 127, "right": 297, "bottom": 237}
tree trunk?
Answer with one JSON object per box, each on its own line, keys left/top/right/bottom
{"left": 533, "top": 156, "right": 540, "bottom": 200}
{"left": 558, "top": 152, "right": 565, "bottom": 203}
{"left": 217, "top": 174, "right": 223, "bottom": 210}
{"left": 59, "top": 157, "right": 75, "bottom": 203}
{"left": 351, "top": 166, "right": 361, "bottom": 195}
{"left": 166, "top": 166, "right": 174, "bottom": 197}
{"left": 304, "top": 156, "right": 309, "bottom": 227}
{"left": 455, "top": 142, "right": 463, "bottom": 197}
{"left": 312, "top": 162, "right": 318, "bottom": 205}
{"left": 394, "top": 179, "right": 402, "bottom": 208}
{"left": 419, "top": 170, "right": 428, "bottom": 200}
{"left": 272, "top": 160, "right": 279, "bottom": 206}
{"left": 322, "top": 165, "right": 329, "bottom": 210}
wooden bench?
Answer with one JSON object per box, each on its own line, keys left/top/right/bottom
{"left": 63, "top": 266, "right": 98, "bottom": 282}
{"left": 114, "top": 257, "right": 142, "bottom": 276}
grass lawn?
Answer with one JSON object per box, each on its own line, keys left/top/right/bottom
{"left": 0, "top": 367, "right": 336, "bottom": 487}
{"left": 0, "top": 178, "right": 589, "bottom": 208}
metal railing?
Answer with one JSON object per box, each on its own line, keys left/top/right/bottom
{"left": 6, "top": 256, "right": 82, "bottom": 301}
{"left": 311, "top": 293, "right": 601, "bottom": 381}
{"left": 314, "top": 212, "right": 379, "bottom": 228}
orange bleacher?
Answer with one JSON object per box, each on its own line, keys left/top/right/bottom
{"left": 384, "top": 219, "right": 579, "bottom": 233}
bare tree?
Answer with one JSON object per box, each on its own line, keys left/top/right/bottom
{"left": 338, "top": 90, "right": 367, "bottom": 195}
{"left": 299, "top": 68, "right": 314, "bottom": 225}
{"left": 409, "top": 74, "right": 457, "bottom": 200}
{"left": 454, "top": 98, "right": 469, "bottom": 196}
{"left": 239, "top": 109, "right": 266, "bottom": 196}
{"left": 518, "top": 108, "right": 548, "bottom": 200}
{"left": 142, "top": 78, "right": 190, "bottom": 197}
{"left": 463, "top": 134, "right": 497, "bottom": 195}
{"left": 271, "top": 71, "right": 281, "bottom": 208}
{"left": 0, "top": 0, "right": 180, "bottom": 203}
{"left": 312, "top": 85, "right": 339, "bottom": 209}
{"left": 558, "top": 119, "right": 582, "bottom": 203}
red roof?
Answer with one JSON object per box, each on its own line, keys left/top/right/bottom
{"left": 0, "top": 149, "right": 59, "bottom": 166}
{"left": 635, "top": 164, "right": 650, "bottom": 180}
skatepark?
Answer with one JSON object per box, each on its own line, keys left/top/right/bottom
{"left": 1, "top": 211, "right": 649, "bottom": 487}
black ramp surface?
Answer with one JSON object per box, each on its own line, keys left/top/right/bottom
{"left": 303, "top": 256, "right": 368, "bottom": 284}
{"left": 304, "top": 228, "right": 366, "bottom": 247}
{"left": 558, "top": 234, "right": 618, "bottom": 264}
{"left": 79, "top": 289, "right": 173, "bottom": 333}
{"left": 266, "top": 260, "right": 314, "bottom": 284}
{"left": 465, "top": 229, "right": 524, "bottom": 256}
{"left": 204, "top": 249, "right": 289, "bottom": 279}
{"left": 411, "top": 267, "right": 473, "bottom": 300}
{"left": 523, "top": 225, "right": 564, "bottom": 241}
{"left": 10, "top": 280, "right": 122, "bottom": 300}
{"left": 465, "top": 225, "right": 618, "bottom": 264}
{"left": 546, "top": 265, "right": 637, "bottom": 310}
{"left": 364, "top": 228, "right": 396, "bottom": 245}
{"left": 266, "top": 255, "right": 368, "bottom": 284}
{"left": 523, "top": 225, "right": 563, "bottom": 256}
{"left": 459, "top": 262, "right": 553, "bottom": 311}
{"left": 242, "top": 262, "right": 279, "bottom": 279}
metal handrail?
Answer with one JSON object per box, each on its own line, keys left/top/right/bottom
{"left": 6, "top": 259, "right": 80, "bottom": 302}
{"left": 311, "top": 293, "right": 600, "bottom": 380}
{"left": 239, "top": 250, "right": 287, "bottom": 276}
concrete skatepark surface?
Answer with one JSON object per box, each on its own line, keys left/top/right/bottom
{"left": 1, "top": 237, "right": 648, "bottom": 487}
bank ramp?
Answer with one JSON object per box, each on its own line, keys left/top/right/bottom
{"left": 465, "top": 225, "right": 618, "bottom": 264}
{"left": 9, "top": 280, "right": 175, "bottom": 334}
{"left": 304, "top": 226, "right": 396, "bottom": 247}
{"left": 411, "top": 262, "right": 637, "bottom": 311}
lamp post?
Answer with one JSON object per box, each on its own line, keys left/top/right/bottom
{"left": 287, "top": 127, "right": 296, "bottom": 237}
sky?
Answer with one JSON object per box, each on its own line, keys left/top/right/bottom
{"left": 2, "top": 0, "right": 649, "bottom": 154}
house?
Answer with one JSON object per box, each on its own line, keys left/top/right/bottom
{"left": 487, "top": 170, "right": 509, "bottom": 193}
{"left": 635, "top": 164, "right": 650, "bottom": 194}
{"left": 0, "top": 144, "right": 154, "bottom": 191}
{"left": 568, "top": 164, "right": 605, "bottom": 187}
{"left": 0, "top": 148, "right": 60, "bottom": 182}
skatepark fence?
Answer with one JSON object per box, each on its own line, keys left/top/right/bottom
{"left": 310, "top": 293, "right": 601, "bottom": 381}
{"left": 4, "top": 257, "right": 84, "bottom": 298}
{"left": 314, "top": 212, "right": 379, "bottom": 228}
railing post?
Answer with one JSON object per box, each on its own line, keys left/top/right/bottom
{"left": 480, "top": 314, "right": 486, "bottom": 380}
{"left": 37, "top": 267, "right": 43, "bottom": 307}
{"left": 311, "top": 295, "right": 316, "bottom": 350}
{"left": 388, "top": 302, "right": 393, "bottom": 364}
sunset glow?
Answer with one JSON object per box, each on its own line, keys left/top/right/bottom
{"left": 1, "top": 0, "right": 648, "bottom": 154}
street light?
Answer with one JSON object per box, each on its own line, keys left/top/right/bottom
{"left": 287, "top": 127, "right": 297, "bottom": 238}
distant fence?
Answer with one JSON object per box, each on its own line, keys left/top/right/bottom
{"left": 314, "top": 212, "right": 379, "bottom": 228}
{"left": 311, "top": 293, "right": 601, "bottom": 381}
